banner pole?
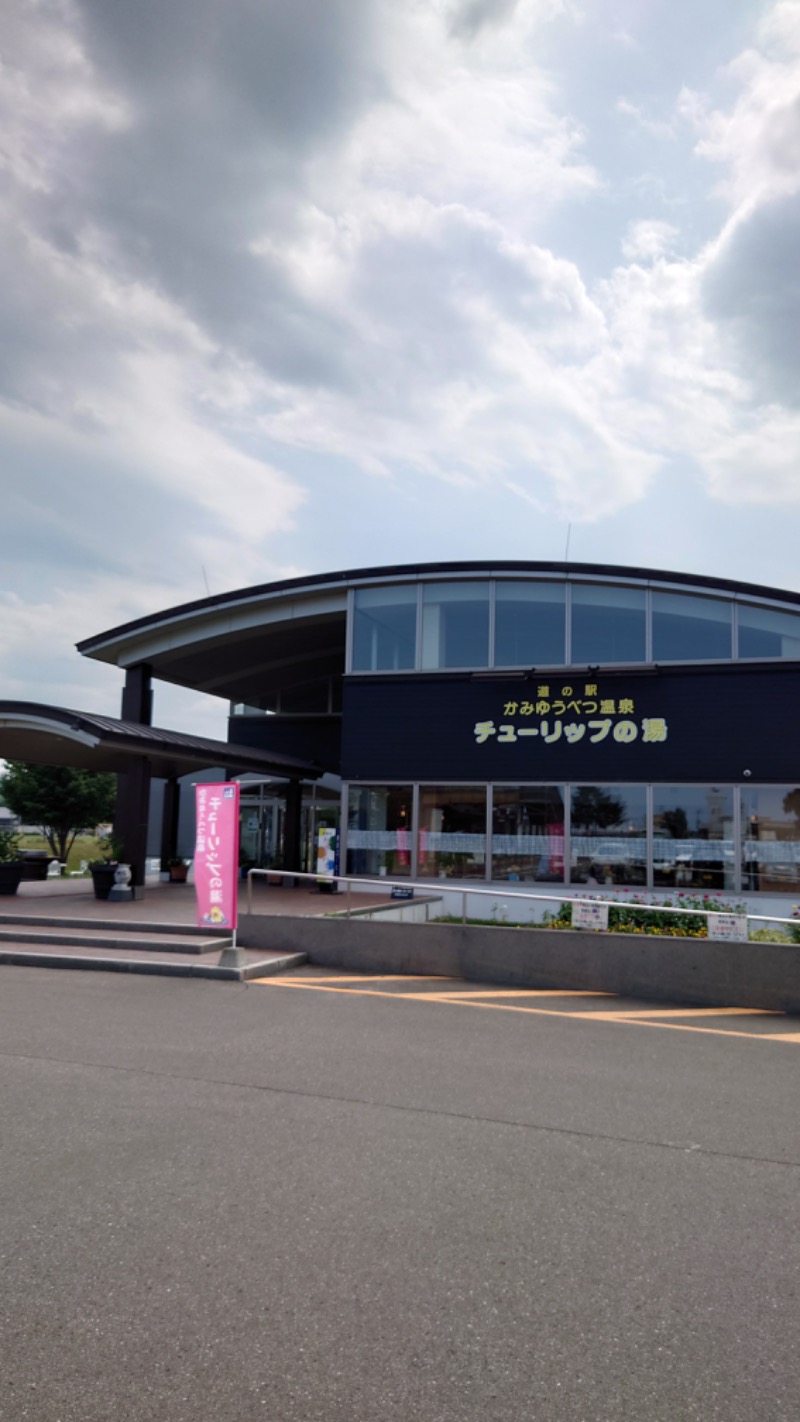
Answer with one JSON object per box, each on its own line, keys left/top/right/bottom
{"left": 193, "top": 779, "right": 246, "bottom": 975}
{"left": 218, "top": 934, "right": 245, "bottom": 972}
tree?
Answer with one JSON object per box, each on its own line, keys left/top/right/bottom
{"left": 0, "top": 762, "right": 116, "bottom": 862}
{"left": 658, "top": 807, "right": 689, "bottom": 840}
{"left": 571, "top": 787, "right": 625, "bottom": 833}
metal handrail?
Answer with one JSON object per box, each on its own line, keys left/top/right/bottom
{"left": 245, "top": 868, "right": 797, "bottom": 931}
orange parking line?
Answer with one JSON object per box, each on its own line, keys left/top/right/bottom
{"left": 430, "top": 989, "right": 613, "bottom": 999}
{"left": 602, "top": 1018, "right": 800, "bottom": 1044}
{"left": 429, "top": 995, "right": 797, "bottom": 1043}
{"left": 256, "top": 980, "right": 611, "bottom": 998}
{"left": 587, "top": 1006, "right": 781, "bottom": 1019}
{"left": 250, "top": 981, "right": 462, "bottom": 1000}
{"left": 275, "top": 975, "right": 455, "bottom": 984}
{"left": 251, "top": 977, "right": 800, "bottom": 1043}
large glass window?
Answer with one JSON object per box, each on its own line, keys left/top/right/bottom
{"left": 418, "top": 786, "right": 487, "bottom": 878}
{"left": 570, "top": 785, "right": 646, "bottom": 886}
{"left": 421, "top": 583, "right": 490, "bottom": 669}
{"left": 352, "top": 586, "right": 417, "bottom": 671}
{"left": 738, "top": 604, "right": 800, "bottom": 660}
{"left": 491, "top": 786, "right": 565, "bottom": 883}
{"left": 570, "top": 584, "right": 646, "bottom": 664}
{"left": 652, "top": 786, "right": 734, "bottom": 892}
{"left": 652, "top": 592, "right": 732, "bottom": 662}
{"left": 344, "top": 781, "right": 800, "bottom": 893}
{"left": 741, "top": 786, "right": 800, "bottom": 893}
{"left": 346, "top": 786, "right": 413, "bottom": 877}
{"left": 494, "top": 582, "right": 566, "bottom": 667}
{"left": 348, "top": 578, "right": 800, "bottom": 673}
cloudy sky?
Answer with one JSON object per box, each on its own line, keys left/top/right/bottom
{"left": 3, "top": 0, "right": 800, "bottom": 738}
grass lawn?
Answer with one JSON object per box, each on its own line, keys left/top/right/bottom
{"left": 16, "top": 832, "right": 105, "bottom": 875}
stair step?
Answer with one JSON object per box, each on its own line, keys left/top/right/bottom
{"left": 0, "top": 914, "right": 229, "bottom": 937}
{"left": 0, "top": 927, "right": 230, "bottom": 954}
{"left": 0, "top": 948, "right": 307, "bottom": 979}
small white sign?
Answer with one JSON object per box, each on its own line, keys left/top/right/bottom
{"left": 573, "top": 901, "right": 609, "bottom": 931}
{"left": 707, "top": 912, "right": 749, "bottom": 942}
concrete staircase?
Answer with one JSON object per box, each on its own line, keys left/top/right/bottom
{"left": 0, "top": 914, "right": 231, "bottom": 953}
{"left": 0, "top": 913, "right": 307, "bottom": 980}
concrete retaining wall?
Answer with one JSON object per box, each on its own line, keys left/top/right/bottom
{"left": 238, "top": 913, "right": 800, "bottom": 1012}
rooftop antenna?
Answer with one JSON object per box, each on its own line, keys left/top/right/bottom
{"left": 202, "top": 565, "right": 211, "bottom": 596}
{"left": 564, "top": 523, "right": 572, "bottom": 562}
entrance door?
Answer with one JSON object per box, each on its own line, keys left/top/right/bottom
{"left": 304, "top": 800, "right": 340, "bottom": 877}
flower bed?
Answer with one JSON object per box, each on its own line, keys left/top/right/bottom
{"left": 542, "top": 892, "right": 798, "bottom": 940}
{"left": 435, "top": 892, "right": 800, "bottom": 941}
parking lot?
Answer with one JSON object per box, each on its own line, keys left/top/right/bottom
{"left": 1, "top": 963, "right": 799, "bottom": 1421}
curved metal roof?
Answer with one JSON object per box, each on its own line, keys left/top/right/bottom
{"left": 79, "top": 560, "right": 800, "bottom": 653}
{"left": 75, "top": 560, "right": 800, "bottom": 703}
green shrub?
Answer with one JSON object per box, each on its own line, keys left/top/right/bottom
{"left": 0, "top": 830, "right": 22, "bottom": 863}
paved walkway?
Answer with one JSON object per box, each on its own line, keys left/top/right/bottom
{"left": 9, "top": 877, "right": 389, "bottom": 921}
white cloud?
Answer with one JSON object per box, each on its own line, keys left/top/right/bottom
{"left": 3, "top": 0, "right": 800, "bottom": 725}
{"left": 685, "top": 2, "right": 800, "bottom": 212}
{"left": 621, "top": 219, "right": 681, "bottom": 261}
{"left": 616, "top": 97, "right": 676, "bottom": 140}
{"left": 670, "top": 2, "right": 800, "bottom": 408}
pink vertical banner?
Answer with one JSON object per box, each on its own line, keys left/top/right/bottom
{"left": 195, "top": 782, "right": 240, "bottom": 930}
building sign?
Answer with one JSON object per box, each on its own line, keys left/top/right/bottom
{"left": 474, "top": 682, "right": 667, "bottom": 749}
{"left": 341, "top": 666, "right": 800, "bottom": 783}
{"left": 707, "top": 912, "right": 749, "bottom": 942}
{"left": 195, "top": 782, "right": 240, "bottom": 930}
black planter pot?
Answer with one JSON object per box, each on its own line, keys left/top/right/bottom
{"left": 19, "top": 852, "right": 51, "bottom": 881}
{"left": 90, "top": 864, "right": 117, "bottom": 901}
{"left": 0, "top": 863, "right": 24, "bottom": 896}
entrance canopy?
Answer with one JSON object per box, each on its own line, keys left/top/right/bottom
{"left": 0, "top": 702, "right": 322, "bottom": 781}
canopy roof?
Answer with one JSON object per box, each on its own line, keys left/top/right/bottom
{"left": 0, "top": 703, "right": 321, "bottom": 781}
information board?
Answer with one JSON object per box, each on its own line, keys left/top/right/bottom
{"left": 572, "top": 900, "right": 610, "bottom": 931}
{"left": 707, "top": 912, "right": 749, "bottom": 942}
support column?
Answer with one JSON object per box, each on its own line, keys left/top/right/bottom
{"left": 114, "top": 759, "right": 151, "bottom": 898}
{"left": 116, "top": 664, "right": 154, "bottom": 896}
{"left": 160, "top": 776, "right": 180, "bottom": 874}
{"left": 121, "top": 663, "right": 153, "bottom": 725}
{"left": 284, "top": 779, "right": 303, "bottom": 880}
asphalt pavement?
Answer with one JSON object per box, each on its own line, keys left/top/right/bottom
{"left": 1, "top": 964, "right": 799, "bottom": 1421}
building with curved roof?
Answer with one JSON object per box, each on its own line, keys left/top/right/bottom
{"left": 75, "top": 561, "right": 800, "bottom": 898}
